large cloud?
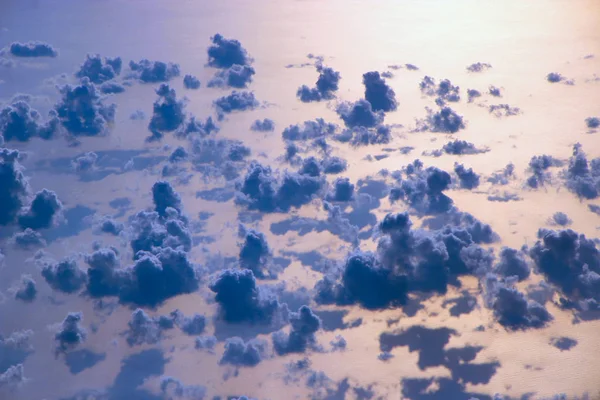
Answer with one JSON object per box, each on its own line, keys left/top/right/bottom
{"left": 0, "top": 101, "right": 59, "bottom": 142}
{"left": 54, "top": 78, "right": 116, "bottom": 136}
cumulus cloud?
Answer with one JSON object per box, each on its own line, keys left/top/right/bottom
{"left": 76, "top": 54, "right": 122, "bottom": 84}
{"left": 493, "top": 247, "right": 530, "bottom": 281}
{"left": 282, "top": 118, "right": 337, "bottom": 141}
{"left": 483, "top": 274, "right": 552, "bottom": 329}
{"left": 363, "top": 71, "right": 398, "bottom": 112}
{"left": 489, "top": 104, "right": 521, "bottom": 117}
{"left": 326, "top": 177, "right": 355, "bottom": 202}
{"left": 0, "top": 100, "right": 59, "bottom": 142}
{"left": 546, "top": 72, "right": 573, "bottom": 84}
{"left": 208, "top": 64, "right": 256, "bottom": 88}
{"left": 100, "top": 82, "right": 125, "bottom": 94}
{"left": 207, "top": 34, "right": 252, "bottom": 68}
{"left": 454, "top": 163, "right": 480, "bottom": 190}
{"left": 72, "top": 151, "right": 98, "bottom": 173}
{"left": 585, "top": 117, "right": 599, "bottom": 129}
{"left": 11, "top": 228, "right": 47, "bottom": 249}
{"left": 125, "top": 308, "right": 175, "bottom": 346}
{"left": 272, "top": 305, "right": 321, "bottom": 355}
{"left": 183, "top": 75, "right": 201, "bottom": 89}
{"left": 416, "top": 106, "right": 465, "bottom": 133}
{"left": 54, "top": 78, "right": 116, "bottom": 136}
{"left": 466, "top": 62, "right": 492, "bottom": 72}
{"left": 467, "top": 89, "right": 482, "bottom": 102}
{"left": 148, "top": 84, "right": 186, "bottom": 137}
{"left": 562, "top": 143, "right": 600, "bottom": 199}
{"left": 530, "top": 227, "right": 600, "bottom": 311}
{"left": 195, "top": 335, "right": 217, "bottom": 352}
{"left": 550, "top": 212, "right": 572, "bottom": 226}
{"left": 209, "top": 268, "right": 287, "bottom": 325}
{"left": 93, "top": 215, "right": 124, "bottom": 236}
{"left": 129, "top": 59, "right": 181, "bottom": 83}
{"left": 238, "top": 225, "right": 277, "bottom": 279}
{"left": 18, "top": 188, "right": 63, "bottom": 229}
{"left": 525, "top": 154, "right": 563, "bottom": 188}
{"left": 160, "top": 376, "right": 206, "bottom": 399}
{"left": 250, "top": 118, "right": 274, "bottom": 132}
{"left": 213, "top": 91, "right": 259, "bottom": 116}
{"left": 9, "top": 41, "right": 57, "bottom": 58}
{"left": 235, "top": 161, "right": 324, "bottom": 213}
{"left": 336, "top": 99, "right": 384, "bottom": 128}
{"left": 420, "top": 76, "right": 460, "bottom": 104}
{"left": 11, "top": 275, "right": 37, "bottom": 303}
{"left": 41, "top": 257, "right": 87, "bottom": 294}
{"left": 335, "top": 125, "right": 392, "bottom": 146}
{"left": 487, "top": 163, "right": 515, "bottom": 185}
{"left": 297, "top": 64, "right": 341, "bottom": 102}
{"left": 171, "top": 310, "right": 207, "bottom": 336}
{"left": 219, "top": 337, "right": 266, "bottom": 367}
{"left": 55, "top": 312, "right": 87, "bottom": 353}
{"left": 440, "top": 140, "right": 489, "bottom": 155}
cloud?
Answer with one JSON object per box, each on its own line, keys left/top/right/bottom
{"left": 488, "top": 86, "right": 502, "bottom": 97}
{"left": 0, "top": 364, "right": 26, "bottom": 391}
{"left": 238, "top": 225, "right": 277, "bottom": 279}
{"left": 41, "top": 257, "right": 87, "bottom": 294}
{"left": 250, "top": 118, "right": 274, "bottom": 132}
{"left": 420, "top": 77, "right": 460, "bottom": 104}
{"left": 54, "top": 78, "right": 116, "bottom": 136}
{"left": 563, "top": 143, "right": 600, "bottom": 199}
{"left": 454, "top": 163, "right": 480, "bottom": 190}
{"left": 9, "top": 41, "right": 57, "bottom": 58}
{"left": 272, "top": 305, "right": 321, "bottom": 355}
{"left": 363, "top": 71, "right": 398, "bottom": 112}
{"left": 1, "top": 100, "right": 59, "bottom": 142}
{"left": 195, "top": 335, "right": 217, "bottom": 352}
{"left": 177, "top": 115, "right": 218, "bottom": 138}
{"left": 76, "top": 54, "right": 122, "bottom": 84}
{"left": 235, "top": 161, "right": 324, "bottom": 213}
{"left": 282, "top": 118, "right": 337, "bottom": 141}
{"left": 213, "top": 91, "right": 259, "bottom": 116}
{"left": 219, "top": 337, "right": 266, "bottom": 367}
{"left": 335, "top": 125, "right": 392, "bottom": 146}
{"left": 0, "top": 330, "right": 33, "bottom": 377}
{"left": 183, "top": 75, "right": 201, "bottom": 89}
{"left": 100, "top": 82, "right": 125, "bottom": 94}
{"left": 389, "top": 161, "right": 454, "bottom": 214}
{"left": 71, "top": 151, "right": 98, "bottom": 173}
{"left": 209, "top": 268, "right": 288, "bottom": 324}
{"left": 525, "top": 154, "right": 563, "bottom": 188}
{"left": 549, "top": 337, "right": 578, "bottom": 351}
{"left": 585, "top": 117, "right": 599, "bottom": 129}
{"left": 93, "top": 215, "right": 124, "bottom": 236}
{"left": 11, "top": 275, "right": 37, "bottom": 303}
{"left": 171, "top": 310, "right": 207, "bottom": 336}
{"left": 207, "top": 34, "right": 252, "bottom": 69}
{"left": 326, "top": 177, "right": 355, "bottom": 202}
{"left": 441, "top": 140, "right": 489, "bottom": 155}
{"left": 486, "top": 192, "right": 521, "bottom": 202}
{"left": 55, "top": 312, "right": 87, "bottom": 353}
{"left": 487, "top": 163, "right": 515, "bottom": 186}
{"left": 85, "top": 246, "right": 122, "bottom": 297}
{"left": 336, "top": 99, "right": 384, "bottom": 128}
{"left": 416, "top": 107, "right": 465, "bottom": 133}
{"left": 0, "top": 149, "right": 30, "bottom": 226}
{"left": 129, "top": 59, "right": 181, "bottom": 83}
{"left": 18, "top": 188, "right": 63, "bottom": 229}
{"left": 589, "top": 204, "right": 600, "bottom": 216}
{"left": 546, "top": 72, "right": 567, "bottom": 83}
{"left": 130, "top": 110, "right": 146, "bottom": 120}
{"left": 484, "top": 273, "right": 553, "bottom": 329}
{"left": 551, "top": 212, "right": 572, "bottom": 226}
{"left": 148, "top": 84, "right": 186, "bottom": 137}
{"left": 125, "top": 308, "right": 175, "bottom": 346}
{"left": 493, "top": 247, "right": 530, "bottom": 281}
{"left": 530, "top": 227, "right": 600, "bottom": 311}
{"left": 160, "top": 376, "right": 206, "bottom": 399}
{"left": 208, "top": 64, "right": 256, "bottom": 88}
{"left": 466, "top": 62, "right": 492, "bottom": 72}
{"left": 467, "top": 89, "right": 482, "bottom": 102}
{"left": 297, "top": 64, "right": 341, "bottom": 102}
{"left": 488, "top": 104, "right": 521, "bottom": 117}
{"left": 11, "top": 228, "right": 47, "bottom": 249}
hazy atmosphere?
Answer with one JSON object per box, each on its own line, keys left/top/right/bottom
{"left": 1, "top": 1, "right": 599, "bottom": 399}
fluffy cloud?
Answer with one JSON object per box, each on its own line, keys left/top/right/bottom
{"left": 12, "top": 275, "right": 37, "bottom": 303}
{"left": 208, "top": 65, "right": 256, "bottom": 88}
{"left": 55, "top": 312, "right": 87, "bottom": 353}
{"left": 129, "top": 59, "right": 181, "bottom": 83}
{"left": 563, "top": 143, "right": 600, "bottom": 199}
{"left": 250, "top": 118, "right": 274, "bottom": 132}
{"left": 160, "top": 376, "right": 206, "bottom": 399}
{"left": 9, "top": 41, "right": 57, "bottom": 58}
{"left": 441, "top": 140, "right": 489, "bottom": 155}
{"left": 18, "top": 189, "right": 63, "bottom": 230}
{"left": 213, "top": 91, "right": 259, "bottom": 116}
{"left": 420, "top": 77, "right": 460, "bottom": 104}
{"left": 282, "top": 118, "right": 337, "bottom": 141}
{"left": 207, "top": 34, "right": 252, "bottom": 69}
{"left": 416, "top": 107, "right": 465, "bottom": 133}
{"left": 454, "top": 163, "right": 480, "bottom": 190}
{"left": 11, "top": 228, "right": 47, "bottom": 249}
{"left": 183, "top": 75, "right": 201, "bottom": 89}
{"left": 1, "top": 100, "right": 59, "bottom": 142}
{"left": 54, "top": 78, "right": 116, "bottom": 136}
{"left": 238, "top": 225, "right": 276, "bottom": 279}
{"left": 336, "top": 99, "right": 384, "bottom": 128}
{"left": 326, "top": 177, "right": 355, "bottom": 202}
{"left": 76, "top": 54, "right": 122, "bottom": 84}
{"left": 363, "top": 71, "right": 398, "bottom": 112}
{"left": 466, "top": 62, "right": 492, "bottom": 72}
{"left": 493, "top": 247, "right": 530, "bottom": 281}
{"left": 125, "top": 308, "right": 175, "bottom": 346}
{"left": 297, "top": 64, "right": 341, "bottom": 102}
{"left": 148, "top": 84, "right": 186, "bottom": 136}
{"left": 272, "top": 305, "right": 321, "bottom": 355}
{"left": 219, "top": 337, "right": 266, "bottom": 367}
{"left": 41, "top": 257, "right": 87, "bottom": 294}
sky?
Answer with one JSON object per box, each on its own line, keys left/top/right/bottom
{"left": 0, "top": 0, "right": 600, "bottom": 399}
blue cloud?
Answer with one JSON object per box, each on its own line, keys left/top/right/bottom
{"left": 250, "top": 118, "right": 274, "bottom": 132}
{"left": 148, "top": 84, "right": 186, "bottom": 137}
{"left": 1, "top": 100, "right": 59, "bottom": 142}
{"left": 336, "top": 99, "right": 384, "bottom": 128}
{"left": 416, "top": 107, "right": 465, "bottom": 133}
{"left": 420, "top": 76, "right": 460, "bottom": 104}
{"left": 466, "top": 62, "right": 492, "bottom": 72}
{"left": 454, "top": 163, "right": 480, "bottom": 190}
{"left": 55, "top": 312, "right": 87, "bottom": 353}
{"left": 183, "top": 74, "right": 201, "bottom": 89}
{"left": 213, "top": 91, "right": 259, "bottom": 116}
{"left": 220, "top": 337, "right": 266, "bottom": 367}
{"left": 41, "top": 256, "right": 87, "bottom": 294}
{"left": 12, "top": 275, "right": 37, "bottom": 303}
{"left": 272, "top": 305, "right": 321, "bottom": 355}
{"left": 76, "top": 54, "right": 122, "bottom": 84}
{"left": 9, "top": 41, "right": 57, "bottom": 58}
{"left": 363, "top": 71, "right": 398, "bottom": 112}
{"left": 19, "top": 189, "right": 63, "bottom": 229}
{"left": 208, "top": 64, "right": 256, "bottom": 88}
{"left": 129, "top": 59, "right": 181, "bottom": 83}
{"left": 297, "top": 64, "right": 341, "bottom": 102}
{"left": 563, "top": 144, "right": 600, "bottom": 199}
{"left": 207, "top": 34, "right": 252, "bottom": 68}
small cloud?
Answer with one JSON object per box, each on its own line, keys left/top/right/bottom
{"left": 9, "top": 41, "right": 57, "bottom": 58}
{"left": 76, "top": 54, "right": 122, "bottom": 84}
{"left": 129, "top": 59, "right": 180, "bottom": 83}
{"left": 466, "top": 62, "right": 492, "bottom": 73}
{"left": 183, "top": 74, "right": 201, "bottom": 89}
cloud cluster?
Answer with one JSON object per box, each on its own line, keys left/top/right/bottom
{"left": 530, "top": 227, "right": 600, "bottom": 310}
{"left": 282, "top": 118, "right": 337, "bottom": 141}
{"left": 18, "top": 188, "right": 63, "bottom": 230}
{"left": 238, "top": 225, "right": 277, "bottom": 279}
{"left": 563, "top": 143, "right": 600, "bottom": 199}
{"left": 363, "top": 71, "right": 398, "bottom": 112}
{"left": 183, "top": 75, "right": 201, "bottom": 89}
{"left": 208, "top": 64, "right": 256, "bottom": 88}
{"left": 235, "top": 161, "right": 324, "bottom": 213}
{"left": 55, "top": 312, "right": 87, "bottom": 353}
{"left": 9, "top": 41, "right": 57, "bottom": 58}
{"left": 420, "top": 77, "right": 460, "bottom": 104}
{"left": 54, "top": 78, "right": 116, "bottom": 136}
{"left": 272, "top": 305, "right": 321, "bottom": 355}
{"left": 336, "top": 99, "right": 384, "bottom": 129}
{"left": 297, "top": 64, "right": 341, "bottom": 102}
{"left": 129, "top": 59, "right": 181, "bottom": 83}
{"left": 0, "top": 149, "right": 30, "bottom": 226}
{"left": 454, "top": 163, "right": 480, "bottom": 190}
{"left": 125, "top": 308, "right": 175, "bottom": 346}
{"left": 250, "top": 118, "right": 274, "bottom": 132}
{"left": 11, "top": 228, "right": 46, "bottom": 249}
{"left": 76, "top": 54, "right": 122, "bottom": 84}
{"left": 488, "top": 104, "right": 521, "bottom": 117}
{"left": 41, "top": 256, "right": 87, "bottom": 294}
{"left": 213, "top": 91, "right": 259, "bottom": 116}
{"left": 160, "top": 376, "right": 207, "bottom": 400}
{"left": 219, "top": 337, "right": 266, "bottom": 367}
{"left": 148, "top": 84, "right": 186, "bottom": 137}
{"left": 416, "top": 107, "right": 466, "bottom": 133}
{"left": 1, "top": 100, "right": 59, "bottom": 142}
{"left": 209, "top": 268, "right": 287, "bottom": 324}
{"left": 525, "top": 154, "right": 563, "bottom": 188}
{"left": 12, "top": 275, "right": 37, "bottom": 302}
{"left": 441, "top": 140, "right": 489, "bottom": 155}
{"left": 207, "top": 34, "right": 252, "bottom": 69}
{"left": 326, "top": 177, "right": 355, "bottom": 202}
